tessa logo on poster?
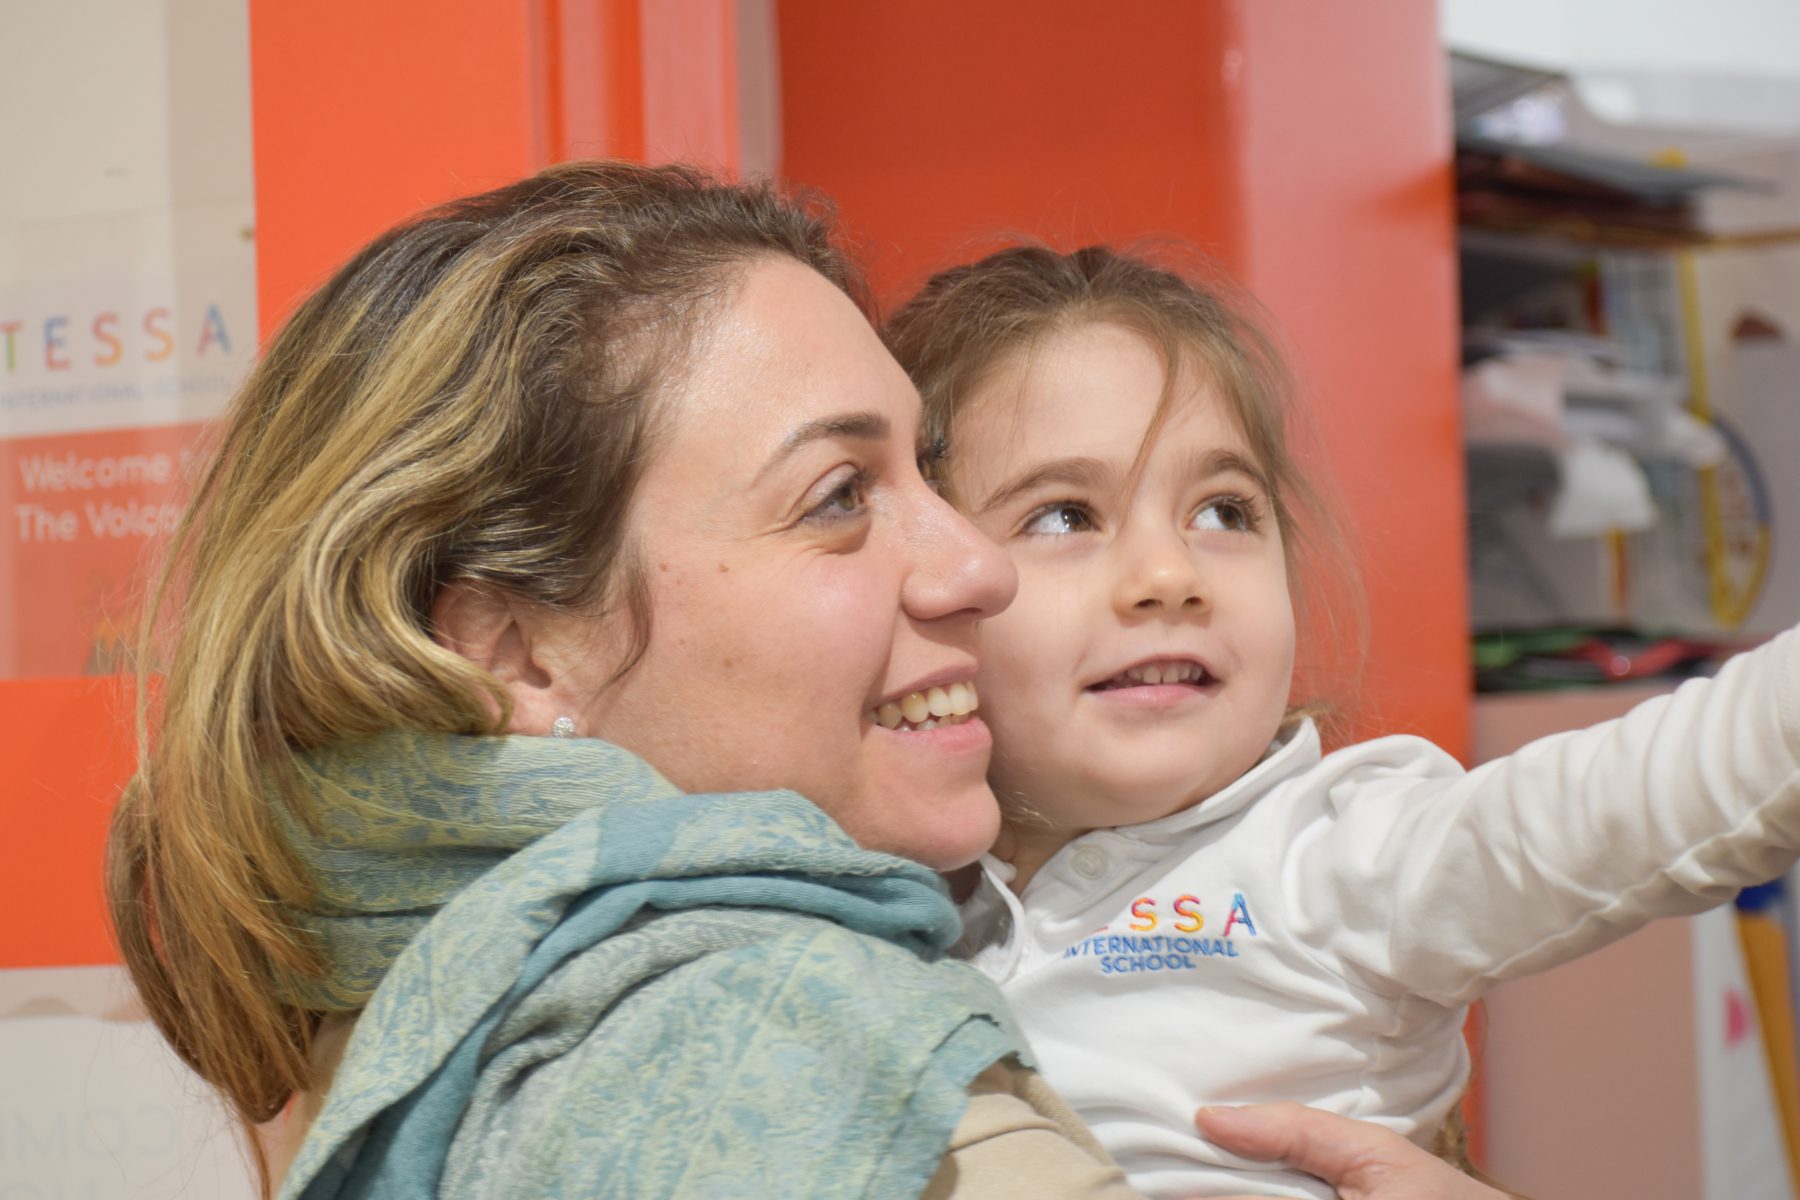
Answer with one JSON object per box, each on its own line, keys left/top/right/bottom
{"left": 0, "top": 303, "right": 236, "bottom": 376}
{"left": 1062, "top": 891, "right": 1260, "bottom": 975}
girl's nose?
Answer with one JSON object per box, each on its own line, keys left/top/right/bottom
{"left": 1112, "top": 528, "right": 1205, "bottom": 616}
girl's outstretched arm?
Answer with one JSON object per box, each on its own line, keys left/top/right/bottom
{"left": 1291, "top": 626, "right": 1800, "bottom": 1004}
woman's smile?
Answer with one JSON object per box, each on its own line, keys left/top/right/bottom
{"left": 871, "top": 677, "right": 981, "bottom": 729}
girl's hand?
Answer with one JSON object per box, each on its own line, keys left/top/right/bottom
{"left": 1196, "top": 1104, "right": 1512, "bottom": 1200}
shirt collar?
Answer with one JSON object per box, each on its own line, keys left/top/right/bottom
{"left": 1107, "top": 717, "right": 1322, "bottom": 843}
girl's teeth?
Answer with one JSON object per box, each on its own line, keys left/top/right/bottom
{"left": 1121, "top": 661, "right": 1204, "bottom": 686}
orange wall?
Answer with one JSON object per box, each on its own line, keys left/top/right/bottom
{"left": 780, "top": 0, "right": 1467, "bottom": 755}
{"left": 248, "top": 1, "right": 550, "bottom": 339}
{"left": 1234, "top": 4, "right": 1466, "bottom": 749}
{"left": 0, "top": 677, "right": 137, "bottom": 967}
{"left": 248, "top": 0, "right": 735, "bottom": 335}
{"left": 778, "top": 4, "right": 1246, "bottom": 300}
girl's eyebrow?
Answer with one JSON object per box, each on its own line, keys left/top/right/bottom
{"left": 974, "top": 455, "right": 1116, "bottom": 516}
{"left": 1172, "top": 447, "right": 1273, "bottom": 494}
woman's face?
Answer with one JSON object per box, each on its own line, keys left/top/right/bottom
{"left": 560, "top": 258, "right": 1017, "bottom": 870}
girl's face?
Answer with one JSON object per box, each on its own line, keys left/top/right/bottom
{"left": 564, "top": 258, "right": 1018, "bottom": 870}
{"left": 947, "top": 321, "right": 1295, "bottom": 848}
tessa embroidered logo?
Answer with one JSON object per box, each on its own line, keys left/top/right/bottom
{"left": 1062, "top": 891, "right": 1259, "bottom": 975}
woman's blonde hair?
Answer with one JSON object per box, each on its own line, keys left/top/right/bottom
{"left": 883, "top": 243, "right": 1364, "bottom": 728}
{"left": 108, "top": 161, "right": 861, "bottom": 1143}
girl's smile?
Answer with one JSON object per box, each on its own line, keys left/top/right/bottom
{"left": 1085, "top": 655, "right": 1223, "bottom": 709}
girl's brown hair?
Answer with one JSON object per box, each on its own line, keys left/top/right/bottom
{"left": 107, "top": 161, "right": 861, "bottom": 1157}
{"left": 883, "top": 242, "right": 1364, "bottom": 729}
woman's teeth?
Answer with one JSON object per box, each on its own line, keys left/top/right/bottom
{"left": 874, "top": 682, "right": 979, "bottom": 731}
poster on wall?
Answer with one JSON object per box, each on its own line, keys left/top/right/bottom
{"left": 2, "top": 2, "right": 262, "bottom": 1196}
{"left": 0, "top": 204, "right": 256, "bottom": 678}
{"left": 0, "top": 0, "right": 258, "bottom": 681}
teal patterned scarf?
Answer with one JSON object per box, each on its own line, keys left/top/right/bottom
{"left": 278, "top": 731, "right": 1024, "bottom": 1200}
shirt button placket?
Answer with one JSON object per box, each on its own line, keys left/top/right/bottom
{"left": 1070, "top": 845, "right": 1109, "bottom": 881}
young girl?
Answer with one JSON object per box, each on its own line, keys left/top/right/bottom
{"left": 884, "top": 244, "right": 1800, "bottom": 1199}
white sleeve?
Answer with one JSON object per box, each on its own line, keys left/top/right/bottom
{"left": 1290, "top": 627, "right": 1800, "bottom": 1007}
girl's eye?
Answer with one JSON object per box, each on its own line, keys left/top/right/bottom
{"left": 803, "top": 469, "right": 870, "bottom": 524}
{"left": 1190, "top": 495, "right": 1259, "bottom": 533}
{"left": 1021, "top": 502, "right": 1097, "bottom": 537}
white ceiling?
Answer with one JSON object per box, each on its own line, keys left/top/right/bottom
{"left": 1441, "top": 0, "right": 1800, "bottom": 136}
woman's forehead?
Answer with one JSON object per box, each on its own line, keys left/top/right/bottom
{"left": 653, "top": 259, "right": 920, "bottom": 472}
{"left": 640, "top": 260, "right": 928, "bottom": 518}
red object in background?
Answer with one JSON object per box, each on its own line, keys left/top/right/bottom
{"left": 248, "top": 1, "right": 551, "bottom": 340}
{"left": 0, "top": 676, "right": 136, "bottom": 968}
{"left": 1229, "top": 4, "right": 1466, "bottom": 755}
{"left": 249, "top": 0, "right": 732, "bottom": 341}
{"left": 777, "top": 4, "right": 1248, "bottom": 295}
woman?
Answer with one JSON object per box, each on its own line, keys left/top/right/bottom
{"left": 108, "top": 161, "right": 1510, "bottom": 1199}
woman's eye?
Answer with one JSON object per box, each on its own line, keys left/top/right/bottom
{"left": 1190, "top": 496, "right": 1258, "bottom": 533}
{"left": 803, "top": 470, "right": 870, "bottom": 524}
{"left": 1021, "top": 503, "right": 1097, "bottom": 536}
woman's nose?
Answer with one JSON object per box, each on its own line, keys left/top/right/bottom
{"left": 905, "top": 489, "right": 1018, "bottom": 623}
{"left": 1112, "top": 528, "right": 1206, "bottom": 616}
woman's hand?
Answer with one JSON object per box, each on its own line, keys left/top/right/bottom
{"left": 1196, "top": 1104, "right": 1511, "bottom": 1200}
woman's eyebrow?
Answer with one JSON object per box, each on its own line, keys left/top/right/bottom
{"left": 753, "top": 411, "right": 890, "bottom": 484}
{"left": 974, "top": 456, "right": 1114, "bottom": 516}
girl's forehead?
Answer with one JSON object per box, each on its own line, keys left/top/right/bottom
{"left": 959, "top": 323, "right": 1254, "bottom": 461}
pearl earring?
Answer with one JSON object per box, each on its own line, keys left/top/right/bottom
{"left": 550, "top": 716, "right": 576, "bottom": 739}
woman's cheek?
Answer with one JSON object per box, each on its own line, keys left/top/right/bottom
{"left": 799, "top": 559, "right": 901, "bottom": 664}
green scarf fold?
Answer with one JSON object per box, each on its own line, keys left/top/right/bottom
{"left": 278, "top": 730, "right": 1025, "bottom": 1200}
{"left": 278, "top": 729, "right": 681, "bottom": 1010}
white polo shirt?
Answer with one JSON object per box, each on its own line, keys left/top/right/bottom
{"left": 962, "top": 629, "right": 1800, "bottom": 1198}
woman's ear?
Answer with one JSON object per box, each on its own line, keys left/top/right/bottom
{"left": 430, "top": 582, "right": 562, "bottom": 734}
